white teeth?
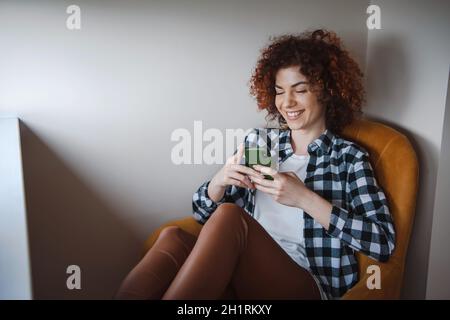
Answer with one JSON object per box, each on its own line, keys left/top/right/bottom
{"left": 287, "top": 111, "right": 302, "bottom": 116}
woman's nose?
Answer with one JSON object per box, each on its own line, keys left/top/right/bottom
{"left": 281, "top": 92, "right": 296, "bottom": 108}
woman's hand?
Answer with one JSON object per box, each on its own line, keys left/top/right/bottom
{"left": 250, "top": 165, "right": 311, "bottom": 208}
{"left": 252, "top": 164, "right": 332, "bottom": 229}
{"left": 208, "top": 143, "right": 265, "bottom": 202}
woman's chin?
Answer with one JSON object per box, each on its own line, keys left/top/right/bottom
{"left": 287, "top": 121, "right": 305, "bottom": 130}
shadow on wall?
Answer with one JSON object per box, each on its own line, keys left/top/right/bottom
{"left": 365, "top": 34, "right": 412, "bottom": 120}
{"left": 365, "top": 34, "right": 440, "bottom": 299}
{"left": 19, "top": 120, "right": 142, "bottom": 299}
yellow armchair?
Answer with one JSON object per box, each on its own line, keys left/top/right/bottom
{"left": 144, "top": 119, "right": 419, "bottom": 299}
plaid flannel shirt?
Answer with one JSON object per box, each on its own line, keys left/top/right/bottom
{"left": 192, "top": 127, "right": 396, "bottom": 298}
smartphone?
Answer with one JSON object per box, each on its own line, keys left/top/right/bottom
{"left": 244, "top": 147, "right": 274, "bottom": 180}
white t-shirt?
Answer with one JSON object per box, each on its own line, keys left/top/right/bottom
{"left": 253, "top": 153, "right": 310, "bottom": 270}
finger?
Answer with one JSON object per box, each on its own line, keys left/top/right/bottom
{"left": 233, "top": 142, "right": 244, "bottom": 165}
{"left": 253, "top": 165, "right": 278, "bottom": 177}
{"left": 230, "top": 172, "right": 253, "bottom": 188}
{"left": 229, "top": 177, "right": 255, "bottom": 189}
{"left": 250, "top": 175, "right": 275, "bottom": 188}
{"left": 243, "top": 176, "right": 256, "bottom": 189}
{"left": 229, "top": 173, "right": 255, "bottom": 189}
{"left": 231, "top": 164, "right": 265, "bottom": 179}
{"left": 228, "top": 178, "right": 246, "bottom": 188}
{"left": 254, "top": 183, "right": 277, "bottom": 195}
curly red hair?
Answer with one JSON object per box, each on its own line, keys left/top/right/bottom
{"left": 249, "top": 29, "right": 364, "bottom": 133}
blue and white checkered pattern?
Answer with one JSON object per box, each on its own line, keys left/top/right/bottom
{"left": 192, "top": 128, "right": 396, "bottom": 299}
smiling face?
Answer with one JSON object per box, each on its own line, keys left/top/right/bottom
{"left": 274, "top": 66, "right": 326, "bottom": 133}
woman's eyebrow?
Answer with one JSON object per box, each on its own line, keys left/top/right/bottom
{"left": 275, "top": 81, "right": 308, "bottom": 89}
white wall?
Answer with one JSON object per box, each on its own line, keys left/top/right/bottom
{"left": 0, "top": 0, "right": 369, "bottom": 299}
{"left": 0, "top": 118, "right": 32, "bottom": 299}
{"left": 427, "top": 72, "right": 450, "bottom": 299}
{"left": 364, "top": 0, "right": 450, "bottom": 299}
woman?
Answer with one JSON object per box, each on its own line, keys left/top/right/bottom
{"left": 116, "top": 29, "right": 395, "bottom": 300}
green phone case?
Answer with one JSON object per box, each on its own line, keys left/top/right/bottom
{"left": 244, "top": 147, "right": 274, "bottom": 180}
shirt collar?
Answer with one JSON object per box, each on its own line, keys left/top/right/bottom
{"left": 282, "top": 128, "right": 335, "bottom": 158}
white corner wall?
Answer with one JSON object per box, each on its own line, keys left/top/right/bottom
{"left": 0, "top": 118, "right": 32, "bottom": 299}
{"left": 426, "top": 72, "right": 450, "bottom": 299}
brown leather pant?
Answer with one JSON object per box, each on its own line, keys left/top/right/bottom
{"left": 115, "top": 203, "right": 321, "bottom": 300}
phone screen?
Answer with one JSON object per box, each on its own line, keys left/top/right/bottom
{"left": 244, "top": 147, "right": 274, "bottom": 180}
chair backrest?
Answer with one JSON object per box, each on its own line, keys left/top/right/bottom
{"left": 340, "top": 118, "right": 419, "bottom": 299}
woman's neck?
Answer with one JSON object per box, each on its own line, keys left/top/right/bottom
{"left": 290, "top": 125, "right": 326, "bottom": 155}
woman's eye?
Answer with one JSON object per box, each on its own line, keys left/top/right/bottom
{"left": 275, "top": 92, "right": 284, "bottom": 95}
{"left": 296, "top": 90, "right": 307, "bottom": 94}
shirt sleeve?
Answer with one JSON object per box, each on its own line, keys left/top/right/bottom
{"left": 192, "top": 180, "right": 251, "bottom": 224}
{"left": 326, "top": 151, "right": 396, "bottom": 262}
{"left": 192, "top": 180, "right": 228, "bottom": 224}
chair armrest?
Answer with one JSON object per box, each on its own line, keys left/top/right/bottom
{"left": 143, "top": 217, "right": 203, "bottom": 255}
{"left": 342, "top": 262, "right": 402, "bottom": 300}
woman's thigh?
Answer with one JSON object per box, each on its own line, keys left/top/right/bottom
{"left": 229, "top": 205, "right": 321, "bottom": 300}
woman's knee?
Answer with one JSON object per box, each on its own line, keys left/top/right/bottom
{"left": 158, "top": 226, "right": 182, "bottom": 240}
{"left": 207, "top": 203, "right": 248, "bottom": 228}
{"left": 156, "top": 226, "right": 196, "bottom": 247}
{"left": 213, "top": 203, "right": 244, "bottom": 218}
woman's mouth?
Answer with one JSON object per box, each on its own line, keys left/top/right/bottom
{"left": 286, "top": 110, "right": 305, "bottom": 120}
